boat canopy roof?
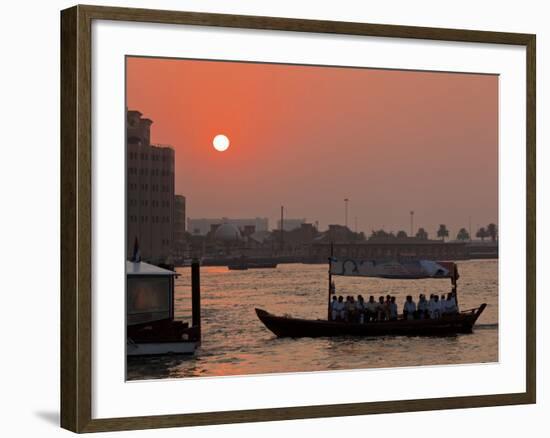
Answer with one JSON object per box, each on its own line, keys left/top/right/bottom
{"left": 126, "top": 261, "right": 177, "bottom": 276}
{"left": 329, "top": 257, "right": 458, "bottom": 280}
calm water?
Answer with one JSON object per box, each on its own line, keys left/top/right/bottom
{"left": 127, "top": 259, "right": 498, "bottom": 380}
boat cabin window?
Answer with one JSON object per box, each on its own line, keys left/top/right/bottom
{"left": 127, "top": 277, "right": 171, "bottom": 325}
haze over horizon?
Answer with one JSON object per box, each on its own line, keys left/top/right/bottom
{"left": 126, "top": 57, "right": 498, "bottom": 239}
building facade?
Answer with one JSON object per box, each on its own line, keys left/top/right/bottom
{"left": 173, "top": 194, "right": 187, "bottom": 258}
{"left": 127, "top": 110, "right": 175, "bottom": 263}
{"left": 276, "top": 218, "right": 306, "bottom": 231}
{"left": 187, "top": 217, "right": 269, "bottom": 236}
{"left": 308, "top": 240, "right": 469, "bottom": 262}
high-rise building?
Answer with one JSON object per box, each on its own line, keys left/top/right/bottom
{"left": 127, "top": 110, "right": 175, "bottom": 263}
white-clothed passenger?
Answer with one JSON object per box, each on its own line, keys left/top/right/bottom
{"left": 366, "top": 301, "right": 378, "bottom": 314}
{"left": 330, "top": 298, "right": 339, "bottom": 321}
{"left": 445, "top": 296, "right": 458, "bottom": 314}
{"left": 389, "top": 301, "right": 398, "bottom": 320}
{"left": 429, "top": 298, "right": 440, "bottom": 319}
{"left": 417, "top": 298, "right": 429, "bottom": 318}
{"left": 418, "top": 300, "right": 428, "bottom": 312}
{"left": 335, "top": 301, "right": 346, "bottom": 320}
{"left": 355, "top": 300, "right": 365, "bottom": 324}
{"left": 403, "top": 300, "right": 416, "bottom": 320}
{"left": 440, "top": 298, "right": 447, "bottom": 314}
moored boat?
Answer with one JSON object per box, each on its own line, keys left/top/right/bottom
{"left": 228, "top": 259, "right": 278, "bottom": 270}
{"left": 126, "top": 259, "right": 199, "bottom": 356}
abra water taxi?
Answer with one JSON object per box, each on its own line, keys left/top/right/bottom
{"left": 256, "top": 253, "right": 486, "bottom": 338}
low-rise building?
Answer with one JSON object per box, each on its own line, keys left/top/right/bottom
{"left": 188, "top": 217, "right": 269, "bottom": 236}
{"left": 276, "top": 218, "right": 306, "bottom": 231}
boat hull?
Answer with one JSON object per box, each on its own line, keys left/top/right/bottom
{"left": 255, "top": 304, "right": 486, "bottom": 338}
{"left": 127, "top": 341, "right": 197, "bottom": 356}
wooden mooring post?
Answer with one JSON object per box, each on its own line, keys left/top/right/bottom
{"left": 191, "top": 258, "right": 201, "bottom": 341}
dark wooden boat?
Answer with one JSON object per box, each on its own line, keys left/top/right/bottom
{"left": 228, "top": 261, "right": 278, "bottom": 270}
{"left": 255, "top": 248, "right": 489, "bottom": 338}
{"left": 256, "top": 304, "right": 486, "bottom": 338}
{"left": 228, "top": 263, "right": 249, "bottom": 270}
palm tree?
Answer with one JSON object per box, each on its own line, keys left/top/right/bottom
{"left": 415, "top": 228, "right": 428, "bottom": 240}
{"left": 456, "top": 228, "right": 470, "bottom": 241}
{"left": 437, "top": 224, "right": 449, "bottom": 241}
{"left": 396, "top": 230, "right": 408, "bottom": 239}
{"left": 476, "top": 227, "right": 488, "bottom": 241}
{"left": 369, "top": 229, "right": 394, "bottom": 240}
{"left": 486, "top": 223, "right": 498, "bottom": 242}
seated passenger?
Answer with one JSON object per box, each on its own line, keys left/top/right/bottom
{"left": 343, "top": 296, "right": 350, "bottom": 321}
{"left": 429, "top": 294, "right": 441, "bottom": 319}
{"left": 440, "top": 294, "right": 447, "bottom": 315}
{"left": 377, "top": 296, "right": 387, "bottom": 321}
{"left": 403, "top": 295, "right": 416, "bottom": 320}
{"left": 417, "top": 294, "right": 429, "bottom": 319}
{"left": 452, "top": 291, "right": 459, "bottom": 312}
{"left": 330, "top": 295, "right": 338, "bottom": 321}
{"left": 385, "top": 295, "right": 392, "bottom": 319}
{"left": 336, "top": 295, "right": 345, "bottom": 320}
{"left": 346, "top": 296, "right": 356, "bottom": 322}
{"left": 356, "top": 295, "right": 366, "bottom": 324}
{"left": 389, "top": 296, "right": 398, "bottom": 321}
{"left": 445, "top": 292, "right": 458, "bottom": 314}
{"left": 365, "top": 295, "right": 378, "bottom": 322}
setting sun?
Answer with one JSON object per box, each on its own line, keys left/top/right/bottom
{"left": 213, "top": 134, "right": 230, "bottom": 152}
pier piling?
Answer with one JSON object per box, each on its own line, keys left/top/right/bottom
{"left": 191, "top": 258, "right": 201, "bottom": 340}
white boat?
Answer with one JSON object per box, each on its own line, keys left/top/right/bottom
{"left": 127, "top": 338, "right": 196, "bottom": 356}
{"left": 127, "top": 260, "right": 200, "bottom": 356}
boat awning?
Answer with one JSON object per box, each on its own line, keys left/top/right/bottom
{"left": 126, "top": 261, "right": 177, "bottom": 276}
{"left": 329, "top": 257, "right": 458, "bottom": 280}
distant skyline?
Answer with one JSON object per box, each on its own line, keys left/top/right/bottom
{"left": 126, "top": 57, "right": 498, "bottom": 238}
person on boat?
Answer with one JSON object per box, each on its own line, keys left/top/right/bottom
{"left": 403, "top": 295, "right": 416, "bottom": 320}
{"left": 429, "top": 294, "right": 441, "bottom": 319}
{"left": 356, "top": 295, "right": 366, "bottom": 324}
{"left": 335, "top": 295, "right": 345, "bottom": 321}
{"left": 417, "top": 294, "right": 429, "bottom": 319}
{"left": 345, "top": 296, "right": 357, "bottom": 322}
{"left": 384, "top": 295, "right": 392, "bottom": 319}
{"left": 440, "top": 294, "right": 447, "bottom": 315}
{"left": 365, "top": 295, "right": 378, "bottom": 322}
{"left": 444, "top": 292, "right": 458, "bottom": 314}
{"left": 452, "top": 291, "right": 459, "bottom": 312}
{"left": 377, "top": 296, "right": 388, "bottom": 321}
{"left": 342, "top": 296, "right": 349, "bottom": 321}
{"left": 389, "top": 296, "right": 398, "bottom": 321}
{"left": 428, "top": 294, "right": 436, "bottom": 318}
{"left": 331, "top": 295, "right": 339, "bottom": 321}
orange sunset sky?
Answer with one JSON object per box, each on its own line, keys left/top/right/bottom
{"left": 126, "top": 56, "right": 498, "bottom": 237}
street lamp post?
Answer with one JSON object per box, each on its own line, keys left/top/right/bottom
{"left": 280, "top": 205, "right": 284, "bottom": 251}
{"left": 344, "top": 198, "right": 349, "bottom": 229}
{"left": 410, "top": 211, "right": 414, "bottom": 236}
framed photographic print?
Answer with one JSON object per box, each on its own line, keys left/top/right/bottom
{"left": 60, "top": 4, "right": 536, "bottom": 433}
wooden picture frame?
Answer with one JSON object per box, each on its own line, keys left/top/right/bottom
{"left": 60, "top": 4, "right": 536, "bottom": 433}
